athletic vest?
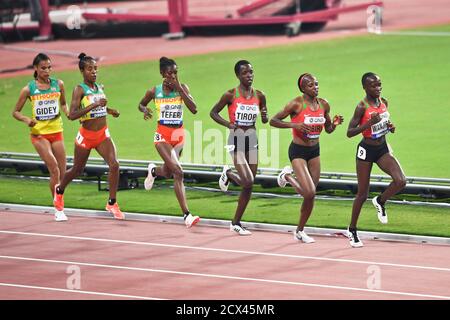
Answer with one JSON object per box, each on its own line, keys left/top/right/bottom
{"left": 360, "top": 98, "right": 390, "bottom": 139}
{"left": 154, "top": 84, "right": 183, "bottom": 126}
{"left": 28, "top": 78, "right": 63, "bottom": 135}
{"left": 227, "top": 87, "right": 260, "bottom": 127}
{"left": 79, "top": 82, "right": 107, "bottom": 122}
{"left": 291, "top": 99, "right": 326, "bottom": 139}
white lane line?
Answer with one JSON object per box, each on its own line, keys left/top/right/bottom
{"left": 1, "top": 230, "right": 449, "bottom": 272}
{"left": 0, "top": 282, "right": 163, "bottom": 300}
{"left": 0, "top": 255, "right": 449, "bottom": 300}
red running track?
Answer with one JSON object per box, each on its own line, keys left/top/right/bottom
{"left": 0, "top": 209, "right": 449, "bottom": 300}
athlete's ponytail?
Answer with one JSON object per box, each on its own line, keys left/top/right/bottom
{"left": 32, "top": 53, "right": 50, "bottom": 79}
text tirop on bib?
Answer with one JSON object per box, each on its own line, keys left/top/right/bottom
{"left": 234, "top": 103, "right": 259, "bottom": 127}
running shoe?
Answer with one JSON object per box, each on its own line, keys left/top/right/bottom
{"left": 346, "top": 227, "right": 363, "bottom": 248}
{"left": 184, "top": 213, "right": 200, "bottom": 228}
{"left": 230, "top": 222, "right": 252, "bottom": 236}
{"left": 144, "top": 163, "right": 156, "bottom": 190}
{"left": 293, "top": 230, "right": 315, "bottom": 243}
{"left": 277, "top": 166, "right": 293, "bottom": 188}
{"left": 372, "top": 196, "right": 388, "bottom": 224}
{"left": 54, "top": 210, "right": 68, "bottom": 222}
{"left": 53, "top": 184, "right": 64, "bottom": 211}
{"left": 106, "top": 202, "right": 125, "bottom": 220}
{"left": 219, "top": 165, "right": 231, "bottom": 192}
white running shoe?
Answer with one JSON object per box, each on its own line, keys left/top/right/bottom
{"left": 293, "top": 230, "right": 315, "bottom": 243}
{"left": 55, "top": 210, "right": 68, "bottom": 222}
{"left": 277, "top": 166, "right": 293, "bottom": 188}
{"left": 372, "top": 196, "right": 388, "bottom": 224}
{"left": 230, "top": 222, "right": 252, "bottom": 236}
{"left": 144, "top": 163, "right": 156, "bottom": 190}
{"left": 184, "top": 213, "right": 200, "bottom": 228}
{"left": 219, "top": 165, "right": 231, "bottom": 192}
{"left": 346, "top": 228, "right": 364, "bottom": 248}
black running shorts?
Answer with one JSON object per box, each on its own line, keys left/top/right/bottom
{"left": 356, "top": 140, "right": 390, "bottom": 163}
{"left": 288, "top": 142, "right": 320, "bottom": 162}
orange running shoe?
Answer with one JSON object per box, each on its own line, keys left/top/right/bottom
{"left": 106, "top": 202, "right": 125, "bottom": 220}
{"left": 53, "top": 184, "right": 64, "bottom": 211}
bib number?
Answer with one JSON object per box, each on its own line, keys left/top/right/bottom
{"left": 357, "top": 145, "right": 367, "bottom": 160}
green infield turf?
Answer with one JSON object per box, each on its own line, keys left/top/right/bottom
{"left": 1, "top": 25, "right": 449, "bottom": 177}
{"left": 0, "top": 176, "right": 448, "bottom": 237}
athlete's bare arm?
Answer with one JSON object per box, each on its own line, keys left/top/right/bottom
{"left": 178, "top": 83, "right": 197, "bottom": 115}
{"left": 210, "top": 90, "right": 235, "bottom": 129}
{"left": 321, "top": 98, "right": 343, "bottom": 134}
{"left": 256, "top": 90, "right": 268, "bottom": 124}
{"left": 68, "top": 85, "right": 105, "bottom": 120}
{"left": 58, "top": 80, "right": 69, "bottom": 118}
{"left": 138, "top": 87, "right": 155, "bottom": 120}
{"left": 12, "top": 86, "right": 36, "bottom": 127}
{"left": 269, "top": 97, "right": 311, "bottom": 133}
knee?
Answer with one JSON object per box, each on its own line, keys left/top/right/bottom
{"left": 355, "top": 191, "right": 368, "bottom": 203}
{"left": 394, "top": 176, "right": 407, "bottom": 189}
{"left": 109, "top": 160, "right": 120, "bottom": 172}
{"left": 47, "top": 163, "right": 60, "bottom": 177}
{"left": 302, "top": 189, "right": 316, "bottom": 201}
{"left": 241, "top": 177, "right": 254, "bottom": 189}
{"left": 172, "top": 166, "right": 184, "bottom": 180}
{"left": 72, "top": 165, "right": 85, "bottom": 177}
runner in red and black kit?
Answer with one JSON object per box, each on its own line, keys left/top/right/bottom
{"left": 346, "top": 72, "right": 406, "bottom": 248}
{"left": 270, "top": 73, "right": 343, "bottom": 243}
{"left": 210, "top": 60, "right": 268, "bottom": 236}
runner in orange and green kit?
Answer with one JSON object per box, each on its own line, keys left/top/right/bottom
{"left": 138, "top": 57, "right": 200, "bottom": 228}
{"left": 53, "top": 53, "right": 124, "bottom": 220}
{"left": 12, "top": 53, "right": 69, "bottom": 222}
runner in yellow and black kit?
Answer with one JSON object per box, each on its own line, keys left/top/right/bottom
{"left": 12, "top": 53, "right": 69, "bottom": 222}
{"left": 138, "top": 57, "right": 200, "bottom": 228}
{"left": 53, "top": 53, "right": 124, "bottom": 220}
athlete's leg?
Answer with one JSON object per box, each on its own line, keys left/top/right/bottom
{"left": 376, "top": 153, "right": 406, "bottom": 204}
{"left": 289, "top": 158, "right": 317, "bottom": 232}
{"left": 32, "top": 138, "right": 61, "bottom": 196}
{"left": 59, "top": 144, "right": 91, "bottom": 192}
{"left": 350, "top": 160, "right": 373, "bottom": 229}
{"left": 50, "top": 140, "right": 67, "bottom": 192}
{"left": 229, "top": 150, "right": 257, "bottom": 225}
{"left": 95, "top": 138, "right": 120, "bottom": 201}
{"left": 155, "top": 142, "right": 189, "bottom": 214}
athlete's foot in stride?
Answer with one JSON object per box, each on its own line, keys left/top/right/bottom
{"left": 53, "top": 184, "right": 64, "bottom": 211}
{"left": 106, "top": 199, "right": 125, "bottom": 220}
{"left": 372, "top": 195, "right": 388, "bottom": 224}
{"left": 184, "top": 212, "right": 200, "bottom": 228}
{"left": 144, "top": 163, "right": 156, "bottom": 190}
{"left": 230, "top": 222, "right": 252, "bottom": 236}
{"left": 54, "top": 210, "right": 68, "bottom": 222}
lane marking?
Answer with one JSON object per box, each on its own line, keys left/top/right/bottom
{"left": 1, "top": 255, "right": 449, "bottom": 300}
{"left": 1, "top": 230, "right": 449, "bottom": 272}
{"left": 0, "top": 282, "right": 163, "bottom": 300}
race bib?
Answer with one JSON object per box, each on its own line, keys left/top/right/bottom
{"left": 234, "top": 103, "right": 259, "bottom": 126}
{"left": 357, "top": 145, "right": 367, "bottom": 160}
{"left": 159, "top": 103, "right": 183, "bottom": 125}
{"left": 303, "top": 116, "right": 325, "bottom": 139}
{"left": 33, "top": 98, "right": 60, "bottom": 120}
{"left": 370, "top": 111, "right": 390, "bottom": 139}
{"left": 86, "top": 94, "right": 107, "bottom": 118}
